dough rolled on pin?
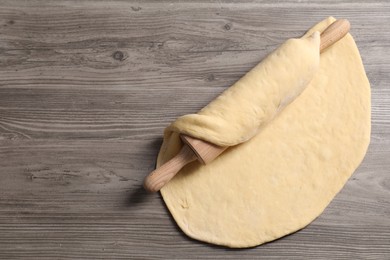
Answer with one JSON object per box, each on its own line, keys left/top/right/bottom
{"left": 145, "top": 34, "right": 321, "bottom": 193}
{"left": 144, "top": 19, "right": 350, "bottom": 193}
{"left": 168, "top": 32, "right": 321, "bottom": 147}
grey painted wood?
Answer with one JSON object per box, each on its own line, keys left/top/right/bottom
{"left": 0, "top": 0, "right": 389, "bottom": 259}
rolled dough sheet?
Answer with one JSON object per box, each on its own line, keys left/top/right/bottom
{"left": 157, "top": 17, "right": 371, "bottom": 248}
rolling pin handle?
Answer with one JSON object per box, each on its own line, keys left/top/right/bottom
{"left": 320, "top": 19, "right": 350, "bottom": 52}
{"left": 143, "top": 144, "right": 197, "bottom": 193}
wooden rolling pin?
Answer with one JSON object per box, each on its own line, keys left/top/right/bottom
{"left": 144, "top": 19, "right": 351, "bottom": 193}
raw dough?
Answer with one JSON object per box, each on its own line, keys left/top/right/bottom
{"left": 157, "top": 17, "right": 371, "bottom": 248}
{"left": 170, "top": 32, "right": 320, "bottom": 146}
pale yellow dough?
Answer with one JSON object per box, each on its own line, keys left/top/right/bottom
{"left": 157, "top": 17, "right": 371, "bottom": 248}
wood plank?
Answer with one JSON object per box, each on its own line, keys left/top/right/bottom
{"left": 0, "top": 0, "right": 389, "bottom": 259}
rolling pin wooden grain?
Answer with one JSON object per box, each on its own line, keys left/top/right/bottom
{"left": 143, "top": 19, "right": 351, "bottom": 193}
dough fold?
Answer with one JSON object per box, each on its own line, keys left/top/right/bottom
{"left": 157, "top": 17, "right": 371, "bottom": 248}
{"left": 167, "top": 32, "right": 320, "bottom": 147}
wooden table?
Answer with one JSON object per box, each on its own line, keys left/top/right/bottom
{"left": 1, "top": 1, "right": 389, "bottom": 259}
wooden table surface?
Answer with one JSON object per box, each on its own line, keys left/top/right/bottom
{"left": 0, "top": 0, "right": 389, "bottom": 259}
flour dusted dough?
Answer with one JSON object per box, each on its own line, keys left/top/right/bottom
{"left": 157, "top": 17, "right": 371, "bottom": 248}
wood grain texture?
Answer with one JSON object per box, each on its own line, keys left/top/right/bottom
{"left": 0, "top": 0, "right": 389, "bottom": 259}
